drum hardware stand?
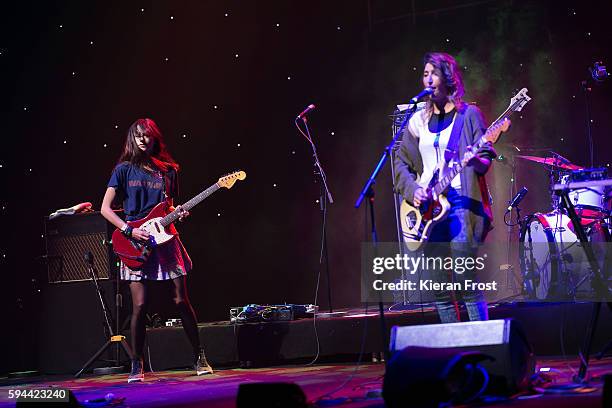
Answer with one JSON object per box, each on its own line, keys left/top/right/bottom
{"left": 501, "top": 204, "right": 525, "bottom": 300}
{"left": 75, "top": 251, "right": 133, "bottom": 378}
{"left": 502, "top": 153, "right": 521, "bottom": 296}
{"left": 554, "top": 186, "right": 611, "bottom": 383}
{"left": 520, "top": 213, "right": 542, "bottom": 298}
{"left": 565, "top": 221, "right": 601, "bottom": 299}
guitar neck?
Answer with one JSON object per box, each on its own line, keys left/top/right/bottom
{"left": 160, "top": 183, "right": 220, "bottom": 227}
{"left": 433, "top": 103, "right": 519, "bottom": 196}
{"left": 433, "top": 132, "right": 489, "bottom": 195}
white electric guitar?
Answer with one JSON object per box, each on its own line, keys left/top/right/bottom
{"left": 399, "top": 88, "right": 531, "bottom": 250}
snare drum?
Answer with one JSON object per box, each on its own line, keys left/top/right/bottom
{"left": 519, "top": 211, "right": 609, "bottom": 300}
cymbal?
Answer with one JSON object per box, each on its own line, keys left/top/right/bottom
{"left": 515, "top": 155, "right": 583, "bottom": 170}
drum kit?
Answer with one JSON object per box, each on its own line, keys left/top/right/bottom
{"left": 515, "top": 154, "right": 611, "bottom": 300}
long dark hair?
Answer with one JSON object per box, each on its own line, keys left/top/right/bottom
{"left": 118, "top": 118, "right": 179, "bottom": 172}
{"left": 423, "top": 52, "right": 465, "bottom": 116}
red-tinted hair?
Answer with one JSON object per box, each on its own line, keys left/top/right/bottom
{"left": 118, "top": 118, "right": 179, "bottom": 172}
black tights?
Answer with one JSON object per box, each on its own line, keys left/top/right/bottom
{"left": 129, "top": 276, "right": 201, "bottom": 360}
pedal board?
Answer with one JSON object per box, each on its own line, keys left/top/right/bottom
{"left": 229, "top": 304, "right": 318, "bottom": 323}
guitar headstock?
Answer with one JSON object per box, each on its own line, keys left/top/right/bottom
{"left": 510, "top": 88, "right": 531, "bottom": 112}
{"left": 218, "top": 171, "right": 246, "bottom": 189}
{"left": 485, "top": 118, "right": 511, "bottom": 144}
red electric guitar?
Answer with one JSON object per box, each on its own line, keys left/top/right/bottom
{"left": 112, "top": 171, "right": 246, "bottom": 269}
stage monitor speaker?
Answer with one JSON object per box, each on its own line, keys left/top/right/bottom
{"left": 384, "top": 346, "right": 493, "bottom": 408}
{"left": 44, "top": 212, "right": 117, "bottom": 283}
{"left": 389, "top": 319, "right": 535, "bottom": 395}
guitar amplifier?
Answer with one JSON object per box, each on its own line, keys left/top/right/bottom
{"left": 44, "top": 211, "right": 117, "bottom": 283}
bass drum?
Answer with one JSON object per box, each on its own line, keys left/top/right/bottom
{"left": 519, "top": 211, "right": 610, "bottom": 300}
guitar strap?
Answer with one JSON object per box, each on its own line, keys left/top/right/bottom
{"left": 160, "top": 171, "right": 170, "bottom": 201}
{"left": 443, "top": 107, "right": 466, "bottom": 164}
{"left": 443, "top": 106, "right": 494, "bottom": 227}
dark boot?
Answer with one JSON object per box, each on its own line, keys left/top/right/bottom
{"left": 194, "top": 348, "right": 213, "bottom": 375}
{"left": 128, "top": 358, "right": 144, "bottom": 383}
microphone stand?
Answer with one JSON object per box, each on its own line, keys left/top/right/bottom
{"left": 295, "top": 116, "right": 334, "bottom": 313}
{"left": 75, "top": 251, "right": 133, "bottom": 377}
{"left": 355, "top": 101, "right": 419, "bottom": 363}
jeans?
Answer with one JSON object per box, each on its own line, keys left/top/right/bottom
{"left": 427, "top": 188, "right": 488, "bottom": 323}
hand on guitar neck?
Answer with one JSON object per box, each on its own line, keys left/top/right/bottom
{"left": 464, "top": 144, "right": 493, "bottom": 175}
{"left": 169, "top": 204, "right": 190, "bottom": 222}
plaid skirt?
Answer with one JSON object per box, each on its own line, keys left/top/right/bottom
{"left": 119, "top": 236, "right": 192, "bottom": 281}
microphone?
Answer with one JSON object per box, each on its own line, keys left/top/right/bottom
{"left": 409, "top": 87, "right": 434, "bottom": 103}
{"left": 506, "top": 187, "right": 528, "bottom": 212}
{"left": 296, "top": 104, "right": 316, "bottom": 120}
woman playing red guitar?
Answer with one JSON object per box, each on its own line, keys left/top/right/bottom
{"left": 101, "top": 118, "right": 212, "bottom": 383}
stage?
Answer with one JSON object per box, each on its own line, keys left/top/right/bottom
{"left": 36, "top": 301, "right": 612, "bottom": 374}
{"left": 3, "top": 301, "right": 610, "bottom": 406}
{"left": 1, "top": 357, "right": 610, "bottom": 407}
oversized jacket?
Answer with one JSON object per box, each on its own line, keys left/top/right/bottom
{"left": 393, "top": 103, "right": 496, "bottom": 243}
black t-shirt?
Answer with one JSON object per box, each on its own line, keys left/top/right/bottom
{"left": 428, "top": 108, "right": 457, "bottom": 134}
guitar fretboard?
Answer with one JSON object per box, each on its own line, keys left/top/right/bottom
{"left": 160, "top": 183, "right": 220, "bottom": 227}
{"left": 432, "top": 98, "right": 524, "bottom": 196}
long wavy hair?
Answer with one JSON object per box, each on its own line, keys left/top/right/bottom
{"left": 118, "top": 118, "right": 179, "bottom": 172}
{"left": 423, "top": 52, "right": 465, "bottom": 116}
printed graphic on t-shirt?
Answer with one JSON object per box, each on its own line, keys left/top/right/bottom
{"left": 128, "top": 180, "right": 163, "bottom": 189}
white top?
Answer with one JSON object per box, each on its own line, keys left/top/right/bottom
{"left": 407, "top": 108, "right": 462, "bottom": 190}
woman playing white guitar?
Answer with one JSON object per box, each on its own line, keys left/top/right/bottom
{"left": 394, "top": 52, "right": 496, "bottom": 323}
